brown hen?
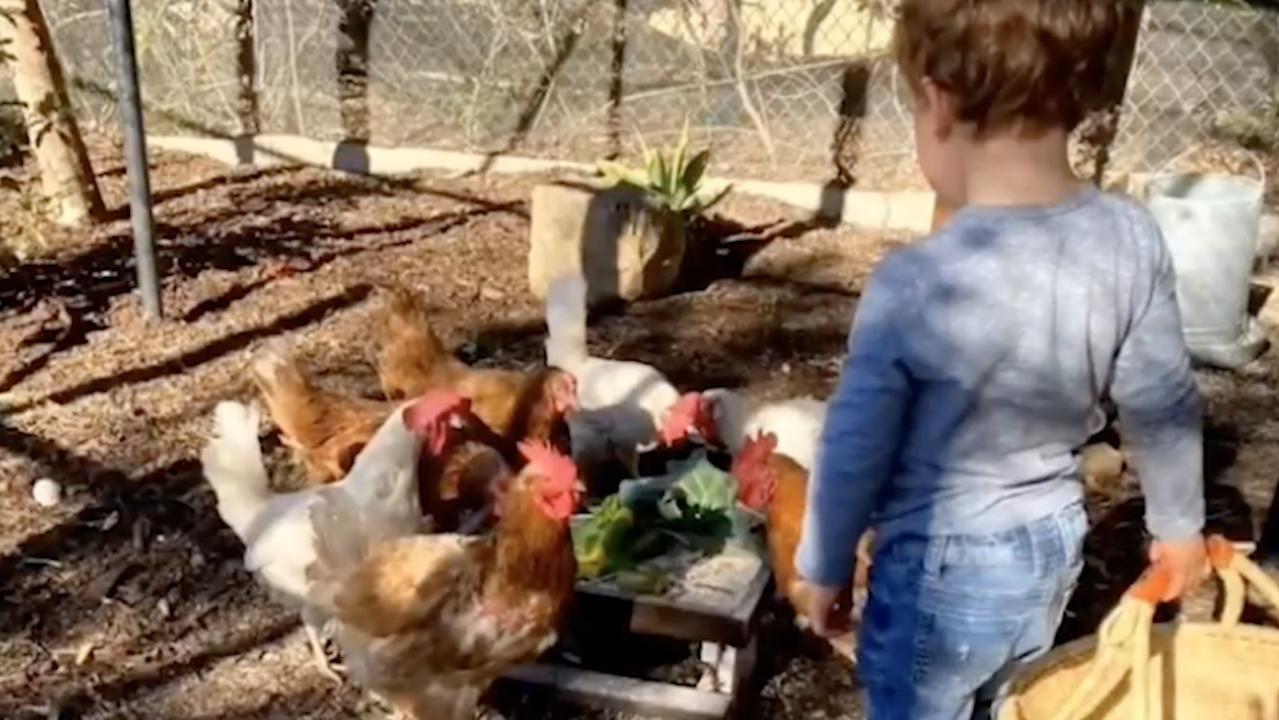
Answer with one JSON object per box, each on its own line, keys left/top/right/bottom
{"left": 251, "top": 343, "right": 386, "bottom": 485}
{"left": 251, "top": 343, "right": 512, "bottom": 533}
{"left": 375, "top": 286, "right": 577, "bottom": 454}
{"left": 733, "top": 432, "right": 873, "bottom": 661}
{"left": 305, "top": 440, "right": 584, "bottom": 720}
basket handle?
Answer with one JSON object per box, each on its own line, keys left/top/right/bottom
{"left": 1205, "top": 536, "right": 1279, "bottom": 626}
{"left": 1043, "top": 535, "right": 1279, "bottom": 720}
{"left": 1043, "top": 566, "right": 1166, "bottom": 720}
{"left": 1150, "top": 146, "right": 1266, "bottom": 192}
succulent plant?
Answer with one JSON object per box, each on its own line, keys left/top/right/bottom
{"left": 597, "top": 120, "right": 732, "bottom": 218}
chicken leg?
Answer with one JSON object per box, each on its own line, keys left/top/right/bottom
{"left": 301, "top": 606, "right": 345, "bottom": 684}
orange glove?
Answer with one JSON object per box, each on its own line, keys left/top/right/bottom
{"left": 1149, "top": 536, "right": 1210, "bottom": 601}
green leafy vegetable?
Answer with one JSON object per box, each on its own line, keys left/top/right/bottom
{"left": 674, "top": 458, "right": 738, "bottom": 515}
{"left": 572, "top": 452, "right": 763, "bottom": 591}
{"left": 571, "top": 496, "right": 635, "bottom": 579}
{"left": 658, "top": 457, "right": 737, "bottom": 537}
{"left": 613, "top": 569, "right": 674, "bottom": 595}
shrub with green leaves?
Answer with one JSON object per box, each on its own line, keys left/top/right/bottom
{"left": 596, "top": 121, "right": 731, "bottom": 218}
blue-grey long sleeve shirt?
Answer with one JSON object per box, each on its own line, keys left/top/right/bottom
{"left": 796, "top": 188, "right": 1205, "bottom": 587}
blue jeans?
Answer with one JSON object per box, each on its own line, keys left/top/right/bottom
{"left": 857, "top": 503, "right": 1087, "bottom": 720}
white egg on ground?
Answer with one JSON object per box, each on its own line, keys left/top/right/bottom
{"left": 32, "top": 478, "right": 62, "bottom": 508}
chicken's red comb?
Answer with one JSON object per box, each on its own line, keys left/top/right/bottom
{"left": 732, "top": 431, "right": 778, "bottom": 475}
{"left": 669, "top": 392, "right": 702, "bottom": 419}
{"left": 517, "top": 440, "right": 579, "bottom": 488}
{"left": 660, "top": 392, "right": 702, "bottom": 444}
{"left": 732, "top": 431, "right": 778, "bottom": 509}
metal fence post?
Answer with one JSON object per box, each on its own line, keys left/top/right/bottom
{"left": 105, "top": 0, "right": 162, "bottom": 320}
{"left": 1081, "top": 0, "right": 1146, "bottom": 185}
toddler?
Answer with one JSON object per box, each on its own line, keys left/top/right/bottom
{"left": 795, "top": 2, "right": 1208, "bottom": 718}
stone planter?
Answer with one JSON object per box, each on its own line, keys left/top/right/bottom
{"left": 528, "top": 180, "right": 689, "bottom": 305}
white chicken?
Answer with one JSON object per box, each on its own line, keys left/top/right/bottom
{"left": 200, "top": 389, "right": 473, "bottom": 681}
{"left": 691, "top": 389, "right": 828, "bottom": 471}
{"left": 693, "top": 390, "right": 1126, "bottom": 490}
{"left": 544, "top": 274, "right": 697, "bottom": 476}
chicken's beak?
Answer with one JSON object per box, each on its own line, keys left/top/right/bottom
{"left": 573, "top": 480, "right": 587, "bottom": 494}
{"left": 562, "top": 396, "right": 581, "bottom": 418}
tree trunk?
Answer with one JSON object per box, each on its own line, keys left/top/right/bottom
{"left": 0, "top": 0, "right": 104, "bottom": 226}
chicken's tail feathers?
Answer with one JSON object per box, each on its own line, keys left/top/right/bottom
{"left": 375, "top": 284, "right": 452, "bottom": 397}
{"left": 201, "top": 401, "right": 271, "bottom": 531}
{"left": 250, "top": 340, "right": 347, "bottom": 452}
{"left": 382, "top": 282, "right": 422, "bottom": 317}
{"left": 251, "top": 338, "right": 306, "bottom": 396}
{"left": 544, "top": 273, "right": 589, "bottom": 369}
{"left": 250, "top": 340, "right": 318, "bottom": 433}
{"left": 378, "top": 285, "right": 439, "bottom": 343}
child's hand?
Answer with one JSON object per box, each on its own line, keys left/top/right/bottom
{"left": 793, "top": 580, "right": 852, "bottom": 637}
{"left": 1148, "top": 537, "right": 1210, "bottom": 601}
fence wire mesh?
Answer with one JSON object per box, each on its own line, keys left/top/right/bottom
{"left": 6, "top": 0, "right": 1275, "bottom": 189}
{"left": 40, "top": 0, "right": 242, "bottom": 137}
{"left": 1115, "top": 1, "right": 1277, "bottom": 175}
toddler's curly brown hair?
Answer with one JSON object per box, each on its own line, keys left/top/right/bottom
{"left": 894, "top": 0, "right": 1131, "bottom": 134}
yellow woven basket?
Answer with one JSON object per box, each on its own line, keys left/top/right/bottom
{"left": 1000, "top": 537, "right": 1279, "bottom": 720}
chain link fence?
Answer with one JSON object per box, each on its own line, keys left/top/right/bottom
{"left": 6, "top": 0, "right": 1276, "bottom": 189}
{"left": 1116, "top": 1, "right": 1277, "bottom": 175}
{"left": 38, "top": 0, "right": 242, "bottom": 137}
{"left": 355, "top": 0, "right": 908, "bottom": 182}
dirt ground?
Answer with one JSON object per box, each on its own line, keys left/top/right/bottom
{"left": 0, "top": 140, "right": 1276, "bottom": 720}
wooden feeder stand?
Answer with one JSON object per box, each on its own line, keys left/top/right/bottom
{"left": 502, "top": 556, "right": 772, "bottom": 719}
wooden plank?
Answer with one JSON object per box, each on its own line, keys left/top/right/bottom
{"left": 573, "top": 562, "right": 772, "bottom": 646}
{"left": 697, "top": 635, "right": 759, "bottom": 695}
{"left": 730, "top": 564, "right": 772, "bottom": 627}
{"left": 501, "top": 663, "right": 734, "bottom": 720}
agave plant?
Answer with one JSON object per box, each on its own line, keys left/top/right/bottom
{"left": 597, "top": 121, "right": 732, "bottom": 218}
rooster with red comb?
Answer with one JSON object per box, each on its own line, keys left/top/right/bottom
{"left": 305, "top": 433, "right": 585, "bottom": 720}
